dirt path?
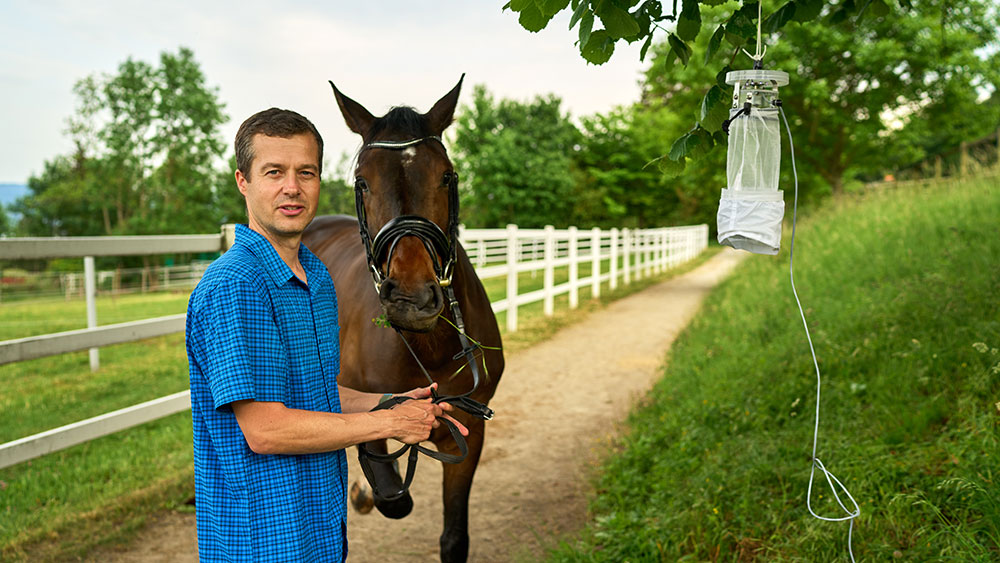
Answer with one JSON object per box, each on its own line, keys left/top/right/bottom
{"left": 100, "top": 248, "right": 745, "bottom": 562}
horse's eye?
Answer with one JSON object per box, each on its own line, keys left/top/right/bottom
{"left": 442, "top": 171, "right": 458, "bottom": 188}
{"left": 355, "top": 177, "right": 369, "bottom": 192}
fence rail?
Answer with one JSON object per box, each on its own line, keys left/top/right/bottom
{"left": 0, "top": 222, "right": 707, "bottom": 469}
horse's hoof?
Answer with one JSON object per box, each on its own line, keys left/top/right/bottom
{"left": 349, "top": 479, "right": 374, "bottom": 514}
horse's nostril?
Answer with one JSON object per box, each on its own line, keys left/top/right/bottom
{"left": 378, "top": 279, "right": 399, "bottom": 303}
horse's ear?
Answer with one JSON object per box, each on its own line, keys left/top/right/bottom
{"left": 330, "top": 81, "right": 375, "bottom": 137}
{"left": 425, "top": 74, "right": 465, "bottom": 135}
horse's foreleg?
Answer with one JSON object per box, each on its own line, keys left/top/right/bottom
{"left": 438, "top": 418, "right": 486, "bottom": 563}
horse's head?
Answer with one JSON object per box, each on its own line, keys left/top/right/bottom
{"left": 331, "top": 77, "right": 464, "bottom": 332}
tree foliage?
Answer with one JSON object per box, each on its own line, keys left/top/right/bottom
{"left": 504, "top": 0, "right": 873, "bottom": 67}
{"left": 452, "top": 85, "right": 582, "bottom": 228}
{"left": 16, "top": 47, "right": 228, "bottom": 236}
{"left": 506, "top": 0, "right": 1000, "bottom": 171}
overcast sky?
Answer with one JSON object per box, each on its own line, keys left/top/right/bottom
{"left": 0, "top": 1, "right": 659, "bottom": 186}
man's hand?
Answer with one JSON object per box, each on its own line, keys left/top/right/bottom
{"left": 389, "top": 383, "right": 469, "bottom": 443}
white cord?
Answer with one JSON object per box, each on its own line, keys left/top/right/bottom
{"left": 781, "top": 105, "right": 862, "bottom": 561}
{"left": 742, "top": 1, "right": 768, "bottom": 62}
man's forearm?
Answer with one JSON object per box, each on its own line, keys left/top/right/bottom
{"left": 231, "top": 400, "right": 402, "bottom": 455}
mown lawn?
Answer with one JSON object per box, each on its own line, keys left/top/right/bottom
{"left": 0, "top": 237, "right": 713, "bottom": 561}
{"left": 544, "top": 177, "right": 1000, "bottom": 561}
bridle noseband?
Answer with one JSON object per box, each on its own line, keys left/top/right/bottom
{"left": 354, "top": 135, "right": 460, "bottom": 293}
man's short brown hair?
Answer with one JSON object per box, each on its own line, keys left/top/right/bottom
{"left": 235, "top": 108, "right": 324, "bottom": 179}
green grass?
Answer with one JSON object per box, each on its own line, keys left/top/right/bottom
{"left": 543, "top": 177, "right": 1000, "bottom": 561}
{"left": 1, "top": 292, "right": 193, "bottom": 561}
{"left": 0, "top": 242, "right": 712, "bottom": 561}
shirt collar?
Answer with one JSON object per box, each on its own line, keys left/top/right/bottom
{"left": 235, "top": 224, "right": 325, "bottom": 288}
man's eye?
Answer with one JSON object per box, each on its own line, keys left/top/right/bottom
{"left": 265, "top": 169, "right": 279, "bottom": 176}
{"left": 300, "top": 170, "right": 316, "bottom": 178}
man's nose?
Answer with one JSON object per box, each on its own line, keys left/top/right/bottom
{"left": 281, "top": 174, "right": 302, "bottom": 195}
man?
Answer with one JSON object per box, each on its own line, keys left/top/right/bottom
{"left": 185, "top": 108, "right": 464, "bottom": 562}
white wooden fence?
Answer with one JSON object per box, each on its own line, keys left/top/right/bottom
{"left": 0, "top": 222, "right": 707, "bottom": 469}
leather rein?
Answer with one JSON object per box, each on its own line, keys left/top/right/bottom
{"left": 354, "top": 135, "right": 494, "bottom": 502}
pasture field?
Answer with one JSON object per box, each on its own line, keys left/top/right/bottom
{"left": 545, "top": 177, "right": 1000, "bottom": 561}
{"left": 0, "top": 247, "right": 713, "bottom": 560}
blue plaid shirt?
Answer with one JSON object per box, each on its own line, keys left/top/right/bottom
{"left": 186, "top": 224, "right": 347, "bottom": 562}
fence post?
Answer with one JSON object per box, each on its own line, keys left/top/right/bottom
{"left": 568, "top": 226, "right": 578, "bottom": 309}
{"left": 610, "top": 228, "right": 619, "bottom": 291}
{"left": 623, "top": 228, "right": 631, "bottom": 285}
{"left": 84, "top": 256, "right": 99, "bottom": 372}
{"left": 591, "top": 227, "right": 601, "bottom": 299}
{"left": 660, "top": 229, "right": 668, "bottom": 273}
{"left": 222, "top": 223, "right": 237, "bottom": 251}
{"left": 543, "top": 225, "right": 555, "bottom": 316}
{"left": 635, "top": 230, "right": 644, "bottom": 281}
{"left": 506, "top": 224, "right": 518, "bottom": 333}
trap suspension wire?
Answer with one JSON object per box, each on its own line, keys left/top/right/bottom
{"left": 734, "top": 2, "right": 861, "bottom": 558}
{"left": 780, "top": 102, "right": 862, "bottom": 560}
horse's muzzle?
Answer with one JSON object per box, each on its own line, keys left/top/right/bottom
{"left": 378, "top": 278, "right": 444, "bottom": 332}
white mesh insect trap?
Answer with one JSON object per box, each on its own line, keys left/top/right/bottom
{"left": 717, "top": 68, "right": 789, "bottom": 255}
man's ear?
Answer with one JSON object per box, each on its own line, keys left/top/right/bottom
{"left": 235, "top": 169, "right": 248, "bottom": 197}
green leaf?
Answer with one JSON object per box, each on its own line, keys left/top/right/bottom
{"left": 689, "top": 126, "right": 715, "bottom": 158}
{"left": 715, "top": 65, "right": 733, "bottom": 90}
{"left": 537, "top": 0, "right": 570, "bottom": 17}
{"left": 700, "top": 85, "right": 730, "bottom": 132}
{"left": 639, "top": 34, "right": 654, "bottom": 62}
{"left": 676, "top": 0, "right": 701, "bottom": 42}
{"left": 596, "top": 3, "right": 640, "bottom": 39}
{"left": 655, "top": 154, "right": 686, "bottom": 177}
{"left": 763, "top": 2, "right": 796, "bottom": 34}
{"left": 827, "top": 0, "right": 854, "bottom": 25}
{"left": 508, "top": 0, "right": 532, "bottom": 11}
{"left": 568, "top": 0, "right": 590, "bottom": 29}
{"left": 668, "top": 130, "right": 700, "bottom": 161}
{"left": 792, "top": 0, "right": 823, "bottom": 21}
{"left": 871, "top": 0, "right": 889, "bottom": 17}
{"left": 581, "top": 29, "right": 616, "bottom": 64}
{"left": 704, "top": 25, "right": 725, "bottom": 65}
{"left": 518, "top": 3, "right": 554, "bottom": 32}
{"left": 667, "top": 33, "right": 691, "bottom": 66}
{"left": 725, "top": 7, "right": 756, "bottom": 45}
{"left": 578, "top": 11, "right": 595, "bottom": 48}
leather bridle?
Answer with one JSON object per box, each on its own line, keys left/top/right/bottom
{"left": 354, "top": 135, "right": 494, "bottom": 502}
{"left": 354, "top": 135, "right": 459, "bottom": 293}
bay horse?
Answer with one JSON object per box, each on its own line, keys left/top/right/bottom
{"left": 302, "top": 76, "right": 504, "bottom": 563}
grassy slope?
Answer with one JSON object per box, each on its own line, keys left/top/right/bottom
{"left": 0, "top": 241, "right": 714, "bottom": 561}
{"left": 546, "top": 178, "right": 1000, "bottom": 561}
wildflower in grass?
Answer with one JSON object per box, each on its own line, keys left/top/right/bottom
{"left": 972, "top": 342, "right": 988, "bottom": 353}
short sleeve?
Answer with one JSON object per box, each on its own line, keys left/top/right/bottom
{"left": 198, "top": 277, "right": 289, "bottom": 410}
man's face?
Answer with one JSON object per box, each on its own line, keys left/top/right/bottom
{"left": 236, "top": 133, "right": 321, "bottom": 242}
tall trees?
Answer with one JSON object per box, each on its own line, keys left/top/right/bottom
{"left": 452, "top": 85, "right": 581, "bottom": 228}
{"left": 16, "top": 47, "right": 228, "bottom": 236}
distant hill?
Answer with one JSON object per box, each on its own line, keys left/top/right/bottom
{"left": 0, "top": 183, "right": 29, "bottom": 207}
